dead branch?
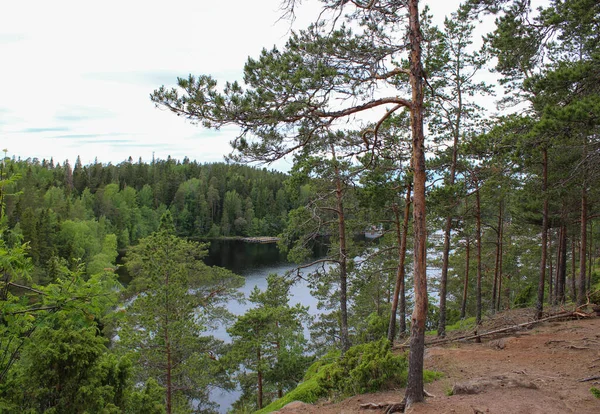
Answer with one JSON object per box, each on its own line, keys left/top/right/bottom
{"left": 394, "top": 311, "right": 594, "bottom": 349}
{"left": 578, "top": 375, "right": 600, "bottom": 382}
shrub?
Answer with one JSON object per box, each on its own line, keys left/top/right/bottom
{"left": 318, "top": 339, "right": 408, "bottom": 396}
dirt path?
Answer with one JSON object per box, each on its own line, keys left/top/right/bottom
{"left": 275, "top": 315, "right": 600, "bottom": 414}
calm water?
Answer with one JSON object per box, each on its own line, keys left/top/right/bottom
{"left": 202, "top": 240, "right": 327, "bottom": 413}
{"left": 118, "top": 238, "right": 436, "bottom": 413}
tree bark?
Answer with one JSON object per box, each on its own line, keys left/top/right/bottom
{"left": 257, "top": 347, "right": 263, "bottom": 409}
{"left": 388, "top": 182, "right": 411, "bottom": 342}
{"left": 475, "top": 182, "right": 483, "bottom": 325}
{"left": 491, "top": 201, "right": 503, "bottom": 314}
{"left": 571, "top": 238, "right": 577, "bottom": 302}
{"left": 437, "top": 112, "right": 460, "bottom": 338}
{"left": 497, "top": 210, "right": 504, "bottom": 312}
{"left": 588, "top": 221, "right": 593, "bottom": 292}
{"left": 549, "top": 228, "right": 554, "bottom": 305}
{"left": 557, "top": 224, "right": 567, "bottom": 304}
{"left": 578, "top": 175, "right": 587, "bottom": 305}
{"left": 165, "top": 269, "right": 172, "bottom": 414}
{"left": 332, "top": 146, "right": 350, "bottom": 353}
{"left": 536, "top": 147, "right": 548, "bottom": 319}
{"left": 404, "top": 0, "right": 428, "bottom": 407}
{"left": 460, "top": 234, "right": 470, "bottom": 319}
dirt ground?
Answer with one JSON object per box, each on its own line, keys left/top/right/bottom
{"left": 275, "top": 310, "right": 600, "bottom": 414}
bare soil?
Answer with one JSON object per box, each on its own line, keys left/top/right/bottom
{"left": 275, "top": 310, "right": 600, "bottom": 414}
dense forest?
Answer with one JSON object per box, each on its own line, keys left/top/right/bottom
{"left": 1, "top": 0, "right": 600, "bottom": 413}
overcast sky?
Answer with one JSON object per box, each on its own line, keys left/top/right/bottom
{"left": 1, "top": 0, "right": 529, "bottom": 169}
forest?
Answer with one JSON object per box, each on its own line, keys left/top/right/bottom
{"left": 1, "top": 0, "right": 599, "bottom": 413}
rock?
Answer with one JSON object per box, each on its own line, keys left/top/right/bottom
{"left": 452, "top": 374, "right": 538, "bottom": 395}
{"left": 488, "top": 338, "right": 506, "bottom": 350}
{"left": 278, "top": 401, "right": 312, "bottom": 412}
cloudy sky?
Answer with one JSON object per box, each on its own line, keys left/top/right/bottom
{"left": 1, "top": 0, "right": 516, "bottom": 169}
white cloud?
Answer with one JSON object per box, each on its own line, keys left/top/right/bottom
{"left": 2, "top": 0, "right": 534, "bottom": 169}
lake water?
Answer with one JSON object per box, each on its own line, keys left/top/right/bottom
{"left": 203, "top": 240, "right": 328, "bottom": 413}
{"left": 118, "top": 239, "right": 439, "bottom": 412}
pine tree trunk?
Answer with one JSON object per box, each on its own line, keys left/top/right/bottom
{"left": 388, "top": 183, "right": 411, "bottom": 342}
{"left": 491, "top": 201, "right": 503, "bottom": 314}
{"left": 497, "top": 219, "right": 503, "bottom": 312}
{"left": 571, "top": 238, "right": 577, "bottom": 302}
{"left": 165, "top": 270, "right": 172, "bottom": 414}
{"left": 475, "top": 183, "right": 483, "bottom": 325}
{"left": 557, "top": 224, "right": 567, "bottom": 304}
{"left": 332, "top": 147, "right": 350, "bottom": 353}
{"left": 549, "top": 229, "right": 554, "bottom": 305}
{"left": 257, "top": 348, "right": 263, "bottom": 409}
{"left": 536, "top": 148, "right": 549, "bottom": 319}
{"left": 405, "top": 0, "right": 428, "bottom": 407}
{"left": 588, "top": 221, "right": 593, "bottom": 292}
{"left": 461, "top": 234, "right": 470, "bottom": 319}
{"left": 578, "top": 182, "right": 587, "bottom": 305}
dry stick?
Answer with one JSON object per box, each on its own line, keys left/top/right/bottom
{"left": 578, "top": 375, "right": 600, "bottom": 382}
{"left": 394, "top": 311, "right": 591, "bottom": 349}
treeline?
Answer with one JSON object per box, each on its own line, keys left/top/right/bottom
{"left": 1, "top": 157, "right": 302, "bottom": 279}
{"left": 2, "top": 0, "right": 600, "bottom": 413}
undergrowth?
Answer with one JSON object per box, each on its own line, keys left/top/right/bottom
{"left": 256, "top": 338, "right": 441, "bottom": 414}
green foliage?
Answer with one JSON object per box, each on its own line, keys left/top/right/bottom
{"left": 118, "top": 230, "right": 243, "bottom": 412}
{"left": 227, "top": 274, "right": 311, "bottom": 411}
{"left": 590, "top": 387, "right": 600, "bottom": 399}
{"left": 318, "top": 339, "right": 407, "bottom": 396}
{"left": 126, "top": 379, "right": 166, "bottom": 414}
{"left": 513, "top": 283, "right": 535, "bottom": 308}
{"left": 258, "top": 341, "right": 442, "bottom": 413}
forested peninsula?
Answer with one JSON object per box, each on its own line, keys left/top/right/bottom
{"left": 2, "top": 0, "right": 600, "bottom": 413}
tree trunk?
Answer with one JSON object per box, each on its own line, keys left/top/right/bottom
{"left": 588, "top": 221, "right": 593, "bottom": 292}
{"left": 571, "top": 238, "right": 577, "bottom": 302}
{"left": 557, "top": 224, "right": 567, "bottom": 304}
{"left": 491, "top": 201, "right": 503, "bottom": 314}
{"left": 332, "top": 146, "right": 350, "bottom": 353}
{"left": 437, "top": 116, "right": 460, "bottom": 338}
{"left": 475, "top": 183, "right": 483, "bottom": 325}
{"left": 549, "top": 229, "right": 554, "bottom": 305}
{"left": 405, "top": 0, "right": 428, "bottom": 407}
{"left": 554, "top": 227, "right": 561, "bottom": 305}
{"left": 461, "top": 234, "right": 470, "bottom": 319}
{"left": 497, "top": 213, "right": 504, "bottom": 312}
{"left": 257, "top": 348, "right": 263, "bottom": 409}
{"left": 578, "top": 177, "right": 587, "bottom": 305}
{"left": 388, "top": 183, "right": 412, "bottom": 342}
{"left": 536, "top": 148, "right": 549, "bottom": 319}
{"left": 165, "top": 270, "right": 172, "bottom": 414}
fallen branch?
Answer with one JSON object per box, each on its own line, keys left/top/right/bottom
{"left": 578, "top": 375, "right": 600, "bottom": 382}
{"left": 394, "top": 311, "right": 593, "bottom": 349}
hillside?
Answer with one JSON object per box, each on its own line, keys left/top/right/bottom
{"left": 273, "top": 310, "right": 600, "bottom": 413}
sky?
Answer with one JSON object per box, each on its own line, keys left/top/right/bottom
{"left": 0, "top": 0, "right": 525, "bottom": 170}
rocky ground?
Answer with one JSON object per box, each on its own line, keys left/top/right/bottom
{"left": 274, "top": 309, "right": 600, "bottom": 413}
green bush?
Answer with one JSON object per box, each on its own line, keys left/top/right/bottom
{"left": 256, "top": 339, "right": 441, "bottom": 413}
{"left": 318, "top": 339, "right": 407, "bottom": 396}
{"left": 590, "top": 387, "right": 600, "bottom": 399}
